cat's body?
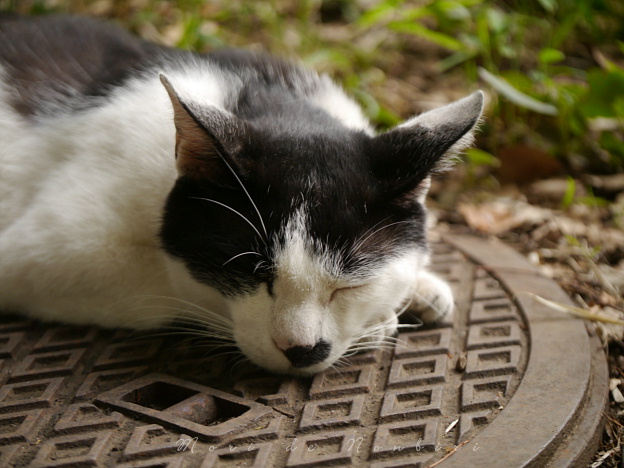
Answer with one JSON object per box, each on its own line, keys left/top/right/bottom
{"left": 0, "top": 15, "right": 483, "bottom": 375}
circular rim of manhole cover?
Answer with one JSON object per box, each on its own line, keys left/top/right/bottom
{"left": 0, "top": 233, "right": 608, "bottom": 468}
{"left": 441, "top": 234, "right": 608, "bottom": 468}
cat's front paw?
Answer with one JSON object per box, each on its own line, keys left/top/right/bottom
{"left": 406, "top": 271, "right": 454, "bottom": 323}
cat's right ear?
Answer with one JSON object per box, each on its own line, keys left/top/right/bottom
{"left": 369, "top": 91, "right": 484, "bottom": 201}
{"left": 160, "top": 74, "right": 246, "bottom": 185}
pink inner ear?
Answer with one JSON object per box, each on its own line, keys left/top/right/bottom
{"left": 175, "top": 134, "right": 221, "bottom": 179}
{"left": 160, "top": 75, "right": 223, "bottom": 180}
{"left": 172, "top": 109, "right": 223, "bottom": 180}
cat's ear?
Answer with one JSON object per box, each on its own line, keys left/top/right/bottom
{"left": 370, "top": 91, "right": 484, "bottom": 200}
{"left": 160, "top": 74, "right": 246, "bottom": 184}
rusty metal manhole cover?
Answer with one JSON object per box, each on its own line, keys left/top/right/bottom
{"left": 0, "top": 234, "right": 608, "bottom": 467}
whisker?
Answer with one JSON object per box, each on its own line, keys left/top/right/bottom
{"left": 150, "top": 329, "right": 234, "bottom": 341}
{"left": 228, "top": 354, "right": 252, "bottom": 374}
{"left": 124, "top": 309, "right": 234, "bottom": 335}
{"left": 125, "top": 295, "right": 234, "bottom": 324}
{"left": 201, "top": 349, "right": 244, "bottom": 360}
{"left": 215, "top": 149, "right": 268, "bottom": 239}
{"left": 222, "top": 251, "right": 262, "bottom": 267}
{"left": 349, "top": 218, "right": 389, "bottom": 256}
{"left": 191, "top": 197, "right": 266, "bottom": 244}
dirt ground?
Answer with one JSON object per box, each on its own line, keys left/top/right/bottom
{"left": 428, "top": 174, "right": 624, "bottom": 468}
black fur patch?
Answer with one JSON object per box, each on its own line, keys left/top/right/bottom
{"left": 159, "top": 48, "right": 437, "bottom": 296}
{"left": 0, "top": 15, "right": 164, "bottom": 116}
{"left": 0, "top": 16, "right": 469, "bottom": 298}
{"left": 160, "top": 116, "right": 430, "bottom": 296}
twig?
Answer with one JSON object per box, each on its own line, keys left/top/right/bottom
{"left": 427, "top": 440, "right": 469, "bottom": 468}
{"left": 523, "top": 293, "right": 624, "bottom": 326}
{"left": 604, "top": 412, "right": 624, "bottom": 429}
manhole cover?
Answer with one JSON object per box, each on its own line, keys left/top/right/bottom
{"left": 0, "top": 234, "right": 608, "bottom": 467}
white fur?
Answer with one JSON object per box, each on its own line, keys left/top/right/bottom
{"left": 0, "top": 60, "right": 454, "bottom": 375}
{"left": 229, "top": 206, "right": 450, "bottom": 375}
{"left": 0, "top": 64, "right": 229, "bottom": 328}
{"left": 310, "top": 76, "right": 374, "bottom": 135}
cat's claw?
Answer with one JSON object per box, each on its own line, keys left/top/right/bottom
{"left": 407, "top": 271, "right": 454, "bottom": 323}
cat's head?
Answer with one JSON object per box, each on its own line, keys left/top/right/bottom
{"left": 159, "top": 74, "right": 483, "bottom": 375}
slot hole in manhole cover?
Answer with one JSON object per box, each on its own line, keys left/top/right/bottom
{"left": 402, "top": 361, "right": 436, "bottom": 376}
{"left": 51, "top": 439, "right": 93, "bottom": 459}
{"left": 484, "top": 303, "right": 512, "bottom": 313}
{"left": 29, "top": 354, "right": 70, "bottom": 370}
{"left": 121, "top": 382, "right": 250, "bottom": 425}
{"left": 396, "top": 391, "right": 432, "bottom": 408}
{"left": 10, "top": 383, "right": 47, "bottom": 399}
{"left": 324, "top": 370, "right": 360, "bottom": 386}
{"left": 314, "top": 402, "right": 352, "bottom": 419}
{"left": 388, "top": 425, "right": 426, "bottom": 445}
{"left": 0, "top": 415, "right": 25, "bottom": 433}
{"left": 307, "top": 436, "right": 342, "bottom": 456}
{"left": 217, "top": 451, "right": 257, "bottom": 466}
{"left": 408, "top": 335, "right": 441, "bottom": 347}
{"left": 122, "top": 382, "right": 197, "bottom": 410}
{"left": 480, "top": 351, "right": 512, "bottom": 364}
{"left": 175, "top": 396, "right": 249, "bottom": 425}
{"left": 481, "top": 326, "right": 511, "bottom": 337}
{"left": 474, "top": 382, "right": 507, "bottom": 397}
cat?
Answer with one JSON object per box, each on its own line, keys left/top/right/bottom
{"left": 0, "top": 15, "right": 483, "bottom": 376}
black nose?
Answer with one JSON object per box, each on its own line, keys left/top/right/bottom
{"left": 283, "top": 339, "right": 331, "bottom": 368}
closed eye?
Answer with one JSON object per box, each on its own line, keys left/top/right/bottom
{"left": 329, "top": 284, "right": 368, "bottom": 303}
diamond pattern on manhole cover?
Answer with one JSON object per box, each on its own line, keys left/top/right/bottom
{"left": 0, "top": 234, "right": 608, "bottom": 467}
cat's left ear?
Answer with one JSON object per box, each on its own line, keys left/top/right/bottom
{"left": 160, "top": 74, "right": 247, "bottom": 184}
{"left": 370, "top": 91, "right": 484, "bottom": 201}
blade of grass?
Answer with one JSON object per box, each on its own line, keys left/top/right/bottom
{"left": 478, "top": 67, "right": 559, "bottom": 116}
{"left": 524, "top": 293, "right": 624, "bottom": 325}
{"left": 389, "top": 21, "right": 464, "bottom": 51}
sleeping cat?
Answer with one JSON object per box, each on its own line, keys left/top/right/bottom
{"left": 0, "top": 15, "right": 483, "bottom": 375}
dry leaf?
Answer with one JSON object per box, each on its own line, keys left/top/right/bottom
{"left": 458, "top": 199, "right": 550, "bottom": 235}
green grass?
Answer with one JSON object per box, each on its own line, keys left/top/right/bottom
{"left": 2, "top": 0, "right": 623, "bottom": 181}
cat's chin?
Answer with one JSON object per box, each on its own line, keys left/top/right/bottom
{"left": 240, "top": 342, "right": 344, "bottom": 376}
{"left": 241, "top": 322, "right": 400, "bottom": 377}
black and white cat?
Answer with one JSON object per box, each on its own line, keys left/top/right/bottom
{"left": 0, "top": 15, "right": 483, "bottom": 375}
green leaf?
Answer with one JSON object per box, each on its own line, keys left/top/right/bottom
{"left": 537, "top": 0, "right": 557, "bottom": 13}
{"left": 439, "top": 50, "right": 477, "bottom": 71}
{"left": 539, "top": 48, "right": 565, "bottom": 64}
{"left": 375, "top": 106, "right": 402, "bottom": 127}
{"left": 304, "top": 50, "right": 351, "bottom": 71}
{"left": 478, "top": 68, "right": 559, "bottom": 116}
{"left": 388, "top": 22, "right": 464, "bottom": 50}
{"left": 577, "top": 195, "right": 609, "bottom": 208}
{"left": 485, "top": 8, "right": 507, "bottom": 34}
{"left": 434, "top": 1, "right": 471, "bottom": 21}
{"left": 465, "top": 148, "right": 500, "bottom": 167}
{"left": 357, "top": 0, "right": 406, "bottom": 27}
{"left": 600, "top": 131, "right": 624, "bottom": 160}
{"left": 561, "top": 177, "right": 576, "bottom": 209}
{"left": 580, "top": 68, "right": 624, "bottom": 118}
{"left": 613, "top": 96, "right": 624, "bottom": 118}
{"left": 498, "top": 44, "right": 517, "bottom": 59}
